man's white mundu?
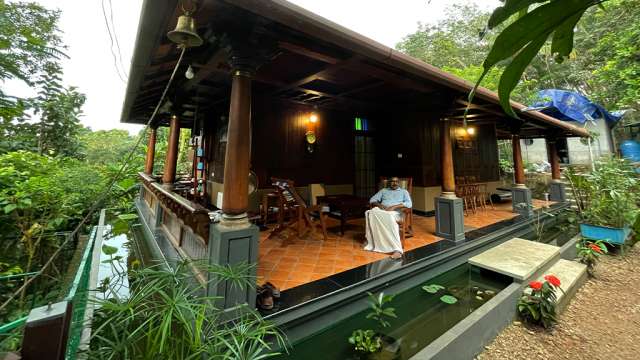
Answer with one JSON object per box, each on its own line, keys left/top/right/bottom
{"left": 364, "top": 207, "right": 403, "bottom": 253}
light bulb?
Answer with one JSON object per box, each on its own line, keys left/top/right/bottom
{"left": 309, "top": 113, "right": 318, "bottom": 123}
{"left": 467, "top": 126, "right": 476, "bottom": 135}
{"left": 185, "top": 65, "right": 195, "bottom": 79}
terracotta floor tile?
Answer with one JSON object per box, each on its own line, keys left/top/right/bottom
{"left": 313, "top": 264, "right": 334, "bottom": 273}
{"left": 257, "top": 201, "right": 553, "bottom": 289}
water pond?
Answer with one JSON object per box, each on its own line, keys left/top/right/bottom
{"left": 277, "top": 264, "right": 510, "bottom": 360}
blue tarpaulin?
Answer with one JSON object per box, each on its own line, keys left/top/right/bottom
{"left": 529, "top": 89, "right": 622, "bottom": 124}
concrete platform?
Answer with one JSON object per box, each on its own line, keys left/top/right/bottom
{"left": 469, "top": 238, "right": 560, "bottom": 281}
{"left": 536, "top": 259, "right": 587, "bottom": 312}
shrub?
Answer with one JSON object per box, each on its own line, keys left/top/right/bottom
{"left": 577, "top": 239, "right": 608, "bottom": 276}
{"left": 517, "top": 274, "right": 562, "bottom": 328}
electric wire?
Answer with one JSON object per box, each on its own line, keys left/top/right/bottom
{"left": 107, "top": 0, "right": 128, "bottom": 78}
{"left": 0, "top": 46, "right": 188, "bottom": 314}
{"left": 101, "top": 0, "right": 127, "bottom": 83}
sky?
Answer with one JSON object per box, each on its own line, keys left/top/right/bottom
{"left": 5, "top": 0, "right": 500, "bottom": 133}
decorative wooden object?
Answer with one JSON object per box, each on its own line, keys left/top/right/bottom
{"left": 268, "top": 177, "right": 328, "bottom": 242}
{"left": 139, "top": 172, "right": 210, "bottom": 242}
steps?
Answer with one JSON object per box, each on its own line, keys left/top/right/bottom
{"left": 468, "top": 238, "right": 560, "bottom": 282}
{"left": 535, "top": 259, "right": 587, "bottom": 312}
{"left": 469, "top": 238, "right": 587, "bottom": 314}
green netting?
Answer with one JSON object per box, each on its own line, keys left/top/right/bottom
{"left": 64, "top": 226, "right": 97, "bottom": 360}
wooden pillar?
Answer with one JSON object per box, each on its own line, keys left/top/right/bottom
{"left": 547, "top": 139, "right": 561, "bottom": 180}
{"left": 441, "top": 119, "right": 456, "bottom": 195}
{"left": 221, "top": 69, "right": 252, "bottom": 220}
{"left": 512, "top": 134, "right": 526, "bottom": 186}
{"left": 144, "top": 126, "right": 157, "bottom": 175}
{"left": 162, "top": 115, "right": 180, "bottom": 184}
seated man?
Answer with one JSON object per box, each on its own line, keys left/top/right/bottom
{"left": 365, "top": 177, "right": 412, "bottom": 259}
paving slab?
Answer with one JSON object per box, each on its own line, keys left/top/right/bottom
{"left": 469, "top": 238, "right": 560, "bottom": 281}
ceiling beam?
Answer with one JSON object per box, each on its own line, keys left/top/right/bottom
{"left": 278, "top": 41, "right": 341, "bottom": 64}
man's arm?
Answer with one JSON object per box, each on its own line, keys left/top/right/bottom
{"left": 402, "top": 189, "right": 412, "bottom": 209}
{"left": 369, "top": 189, "right": 385, "bottom": 209}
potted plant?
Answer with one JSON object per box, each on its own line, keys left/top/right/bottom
{"left": 565, "top": 158, "right": 639, "bottom": 245}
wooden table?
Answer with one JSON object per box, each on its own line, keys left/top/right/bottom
{"left": 316, "top": 194, "right": 370, "bottom": 235}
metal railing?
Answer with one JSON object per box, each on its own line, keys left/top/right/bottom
{"left": 0, "top": 226, "right": 99, "bottom": 359}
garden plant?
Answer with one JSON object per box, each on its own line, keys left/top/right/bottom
{"left": 517, "top": 274, "right": 562, "bottom": 329}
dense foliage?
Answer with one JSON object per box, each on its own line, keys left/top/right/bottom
{"left": 565, "top": 158, "right": 640, "bottom": 228}
{"left": 397, "top": 0, "right": 640, "bottom": 112}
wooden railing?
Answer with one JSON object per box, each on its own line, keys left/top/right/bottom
{"left": 138, "top": 172, "right": 212, "bottom": 243}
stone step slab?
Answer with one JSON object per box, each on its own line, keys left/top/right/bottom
{"left": 469, "top": 238, "right": 560, "bottom": 281}
{"left": 535, "top": 259, "right": 587, "bottom": 313}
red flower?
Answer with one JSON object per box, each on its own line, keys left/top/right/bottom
{"left": 544, "top": 274, "right": 561, "bottom": 287}
{"left": 589, "top": 243, "right": 603, "bottom": 254}
{"left": 529, "top": 281, "right": 543, "bottom": 290}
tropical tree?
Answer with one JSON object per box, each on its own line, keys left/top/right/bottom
{"left": 471, "top": 0, "right": 639, "bottom": 114}
{"left": 0, "top": 0, "right": 65, "bottom": 120}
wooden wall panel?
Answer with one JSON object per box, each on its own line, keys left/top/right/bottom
{"left": 204, "top": 94, "right": 500, "bottom": 193}
{"left": 250, "top": 96, "right": 355, "bottom": 188}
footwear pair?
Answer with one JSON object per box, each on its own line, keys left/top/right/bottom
{"left": 256, "top": 282, "right": 280, "bottom": 310}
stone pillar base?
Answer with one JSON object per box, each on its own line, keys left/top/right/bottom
{"left": 512, "top": 186, "right": 533, "bottom": 216}
{"left": 435, "top": 195, "right": 465, "bottom": 242}
{"left": 549, "top": 181, "right": 566, "bottom": 202}
{"left": 208, "top": 223, "right": 259, "bottom": 310}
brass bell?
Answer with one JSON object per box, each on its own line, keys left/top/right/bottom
{"left": 167, "top": 13, "right": 203, "bottom": 48}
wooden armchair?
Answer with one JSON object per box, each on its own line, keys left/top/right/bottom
{"left": 376, "top": 177, "right": 414, "bottom": 243}
{"left": 268, "top": 178, "right": 328, "bottom": 242}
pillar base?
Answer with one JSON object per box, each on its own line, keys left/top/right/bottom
{"left": 435, "top": 195, "right": 465, "bottom": 242}
{"left": 512, "top": 186, "right": 533, "bottom": 217}
{"left": 208, "top": 223, "right": 259, "bottom": 310}
{"left": 549, "top": 181, "right": 566, "bottom": 202}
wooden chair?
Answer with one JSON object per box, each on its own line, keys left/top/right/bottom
{"left": 376, "top": 177, "right": 414, "bottom": 243}
{"left": 268, "top": 178, "right": 328, "bottom": 242}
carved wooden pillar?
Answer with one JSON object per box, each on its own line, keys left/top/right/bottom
{"left": 441, "top": 118, "right": 456, "bottom": 195}
{"left": 547, "top": 139, "right": 561, "bottom": 180}
{"left": 511, "top": 133, "right": 532, "bottom": 215}
{"left": 208, "top": 44, "right": 260, "bottom": 311}
{"left": 221, "top": 68, "right": 252, "bottom": 222}
{"left": 144, "top": 126, "right": 157, "bottom": 175}
{"left": 162, "top": 115, "right": 180, "bottom": 184}
{"left": 547, "top": 137, "right": 566, "bottom": 201}
{"left": 435, "top": 118, "right": 464, "bottom": 241}
{"left": 512, "top": 134, "right": 526, "bottom": 186}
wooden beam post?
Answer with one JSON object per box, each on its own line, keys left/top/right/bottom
{"left": 162, "top": 115, "right": 180, "bottom": 184}
{"left": 511, "top": 133, "right": 533, "bottom": 215}
{"left": 435, "top": 118, "right": 465, "bottom": 242}
{"left": 512, "top": 134, "right": 526, "bottom": 186}
{"left": 144, "top": 126, "right": 157, "bottom": 175}
{"left": 546, "top": 137, "right": 567, "bottom": 201}
{"left": 221, "top": 68, "right": 252, "bottom": 222}
{"left": 441, "top": 119, "right": 456, "bottom": 195}
{"left": 547, "top": 138, "right": 561, "bottom": 180}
